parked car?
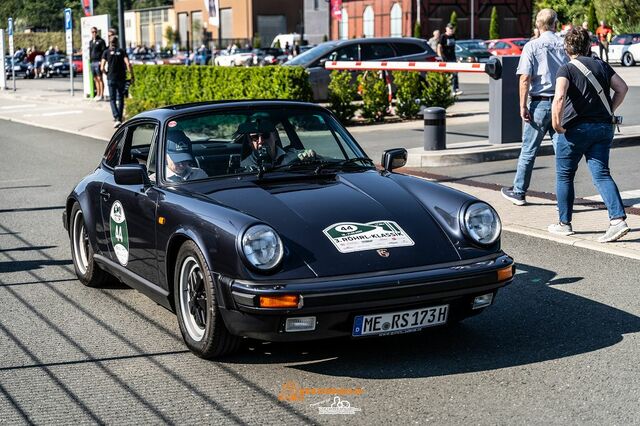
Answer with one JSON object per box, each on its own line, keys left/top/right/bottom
{"left": 591, "top": 33, "right": 640, "bottom": 66}
{"left": 485, "top": 38, "right": 529, "bottom": 55}
{"left": 456, "top": 40, "right": 493, "bottom": 63}
{"left": 285, "top": 37, "right": 437, "bottom": 101}
{"left": 72, "top": 54, "right": 83, "bottom": 74}
{"left": 42, "top": 54, "right": 72, "bottom": 77}
{"left": 156, "top": 51, "right": 185, "bottom": 65}
{"left": 129, "top": 52, "right": 158, "bottom": 65}
{"left": 252, "top": 47, "right": 285, "bottom": 66}
{"left": 5, "top": 57, "right": 35, "bottom": 79}
{"left": 63, "top": 100, "right": 514, "bottom": 359}
{"left": 214, "top": 48, "right": 255, "bottom": 66}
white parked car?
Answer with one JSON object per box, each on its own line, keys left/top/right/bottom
{"left": 214, "top": 48, "right": 255, "bottom": 67}
{"left": 591, "top": 33, "right": 640, "bottom": 66}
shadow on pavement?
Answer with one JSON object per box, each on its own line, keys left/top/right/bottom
{"left": 0, "top": 259, "right": 72, "bottom": 273}
{"left": 227, "top": 262, "right": 640, "bottom": 379}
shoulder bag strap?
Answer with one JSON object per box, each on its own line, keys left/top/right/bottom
{"left": 569, "top": 58, "right": 613, "bottom": 118}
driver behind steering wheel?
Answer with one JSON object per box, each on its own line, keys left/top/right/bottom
{"left": 237, "top": 119, "right": 316, "bottom": 171}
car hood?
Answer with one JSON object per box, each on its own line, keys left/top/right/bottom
{"left": 199, "top": 171, "right": 461, "bottom": 277}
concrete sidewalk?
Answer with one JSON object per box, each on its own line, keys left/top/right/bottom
{"left": 405, "top": 168, "right": 640, "bottom": 261}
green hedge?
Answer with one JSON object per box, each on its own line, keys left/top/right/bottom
{"left": 126, "top": 65, "right": 313, "bottom": 118}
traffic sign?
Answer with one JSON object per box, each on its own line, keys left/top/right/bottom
{"left": 65, "top": 8, "right": 73, "bottom": 54}
{"left": 7, "top": 18, "right": 14, "bottom": 56}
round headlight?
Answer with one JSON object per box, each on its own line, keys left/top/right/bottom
{"left": 463, "top": 202, "right": 501, "bottom": 245}
{"left": 241, "top": 224, "right": 283, "bottom": 271}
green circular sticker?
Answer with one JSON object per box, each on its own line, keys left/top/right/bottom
{"left": 110, "top": 201, "right": 129, "bottom": 266}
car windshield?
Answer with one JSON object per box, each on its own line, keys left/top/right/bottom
{"left": 286, "top": 42, "right": 337, "bottom": 65}
{"left": 458, "top": 41, "right": 488, "bottom": 51}
{"left": 162, "top": 107, "right": 371, "bottom": 183}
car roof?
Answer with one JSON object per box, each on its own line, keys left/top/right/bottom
{"left": 131, "top": 100, "right": 327, "bottom": 121}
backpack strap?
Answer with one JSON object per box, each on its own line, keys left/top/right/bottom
{"left": 569, "top": 58, "right": 613, "bottom": 118}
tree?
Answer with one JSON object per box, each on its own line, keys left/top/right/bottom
{"left": 253, "top": 33, "right": 261, "bottom": 48}
{"left": 449, "top": 11, "right": 458, "bottom": 28}
{"left": 413, "top": 20, "right": 421, "bottom": 38}
{"left": 586, "top": 2, "right": 598, "bottom": 32}
{"left": 489, "top": 7, "right": 500, "bottom": 39}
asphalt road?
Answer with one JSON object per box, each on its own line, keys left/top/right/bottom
{"left": 1, "top": 121, "right": 640, "bottom": 424}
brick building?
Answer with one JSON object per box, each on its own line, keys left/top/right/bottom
{"left": 173, "top": 0, "right": 303, "bottom": 49}
{"left": 330, "top": 0, "right": 532, "bottom": 40}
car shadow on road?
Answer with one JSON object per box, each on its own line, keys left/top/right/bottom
{"left": 229, "top": 262, "right": 640, "bottom": 379}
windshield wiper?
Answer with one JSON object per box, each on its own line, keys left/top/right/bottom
{"left": 313, "top": 157, "right": 375, "bottom": 174}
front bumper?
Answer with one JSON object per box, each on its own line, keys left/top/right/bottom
{"left": 218, "top": 253, "right": 514, "bottom": 341}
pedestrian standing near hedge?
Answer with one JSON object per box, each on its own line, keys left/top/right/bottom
{"left": 89, "top": 27, "right": 107, "bottom": 101}
{"left": 437, "top": 23, "right": 462, "bottom": 96}
{"left": 428, "top": 29, "right": 440, "bottom": 53}
{"left": 101, "top": 37, "right": 134, "bottom": 128}
{"left": 501, "top": 8, "right": 568, "bottom": 206}
{"left": 549, "top": 27, "right": 629, "bottom": 242}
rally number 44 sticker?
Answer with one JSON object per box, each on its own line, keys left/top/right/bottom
{"left": 323, "top": 221, "right": 414, "bottom": 253}
{"left": 109, "top": 201, "right": 129, "bottom": 266}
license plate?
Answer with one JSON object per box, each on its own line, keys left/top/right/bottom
{"left": 352, "top": 304, "right": 448, "bottom": 337}
{"left": 13, "top": 66, "right": 21, "bottom": 71}
{"left": 54, "top": 62, "right": 63, "bottom": 66}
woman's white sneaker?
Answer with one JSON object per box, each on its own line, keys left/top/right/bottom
{"left": 598, "top": 221, "right": 630, "bottom": 243}
{"left": 548, "top": 223, "right": 574, "bottom": 236}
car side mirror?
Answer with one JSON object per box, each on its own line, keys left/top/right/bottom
{"left": 114, "top": 164, "right": 151, "bottom": 186}
{"left": 381, "top": 148, "right": 407, "bottom": 172}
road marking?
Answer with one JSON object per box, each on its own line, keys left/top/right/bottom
{"left": 584, "top": 189, "right": 640, "bottom": 208}
{"left": 23, "top": 110, "right": 83, "bottom": 117}
{"left": 0, "top": 104, "right": 36, "bottom": 110}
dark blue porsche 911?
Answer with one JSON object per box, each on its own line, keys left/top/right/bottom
{"left": 63, "top": 100, "right": 514, "bottom": 358}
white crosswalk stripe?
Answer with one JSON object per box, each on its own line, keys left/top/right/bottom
{"left": 0, "top": 104, "right": 36, "bottom": 110}
{"left": 584, "top": 189, "right": 640, "bottom": 208}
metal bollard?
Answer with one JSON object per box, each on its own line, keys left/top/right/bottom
{"left": 422, "top": 107, "right": 446, "bottom": 150}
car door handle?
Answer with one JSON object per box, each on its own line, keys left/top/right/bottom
{"left": 100, "top": 189, "right": 110, "bottom": 201}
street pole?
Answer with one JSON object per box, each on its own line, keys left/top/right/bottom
{"left": 470, "top": 0, "right": 475, "bottom": 39}
{"left": 8, "top": 17, "right": 15, "bottom": 92}
{"left": 417, "top": 0, "right": 420, "bottom": 25}
{"left": 117, "top": 0, "right": 125, "bottom": 49}
{"left": 65, "top": 8, "right": 74, "bottom": 96}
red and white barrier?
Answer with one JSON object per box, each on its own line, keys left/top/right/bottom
{"left": 325, "top": 59, "right": 502, "bottom": 79}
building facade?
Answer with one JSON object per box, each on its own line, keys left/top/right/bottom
{"left": 124, "top": 6, "right": 177, "bottom": 49}
{"left": 330, "top": 0, "right": 532, "bottom": 40}
{"left": 173, "top": 0, "right": 303, "bottom": 49}
{"left": 304, "top": 0, "right": 330, "bottom": 45}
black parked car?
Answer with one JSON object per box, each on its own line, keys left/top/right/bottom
{"left": 456, "top": 40, "right": 493, "bottom": 63}
{"left": 5, "top": 56, "right": 35, "bottom": 79}
{"left": 252, "top": 47, "right": 286, "bottom": 66}
{"left": 42, "top": 54, "right": 72, "bottom": 77}
{"left": 285, "top": 37, "right": 438, "bottom": 101}
{"left": 63, "top": 100, "right": 514, "bottom": 359}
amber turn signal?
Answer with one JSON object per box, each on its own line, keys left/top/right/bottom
{"left": 497, "top": 265, "right": 514, "bottom": 281}
{"left": 259, "top": 295, "right": 300, "bottom": 309}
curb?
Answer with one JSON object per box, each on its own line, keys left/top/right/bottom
{"left": 0, "top": 115, "right": 109, "bottom": 142}
{"left": 503, "top": 223, "right": 640, "bottom": 261}
{"left": 406, "top": 133, "right": 640, "bottom": 167}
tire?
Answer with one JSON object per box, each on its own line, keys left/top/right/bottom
{"left": 69, "top": 203, "right": 109, "bottom": 287}
{"left": 174, "top": 240, "right": 240, "bottom": 358}
{"left": 622, "top": 52, "right": 635, "bottom": 67}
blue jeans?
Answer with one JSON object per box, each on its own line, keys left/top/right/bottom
{"left": 108, "top": 80, "right": 125, "bottom": 121}
{"left": 555, "top": 122, "right": 626, "bottom": 224}
{"left": 512, "top": 100, "right": 557, "bottom": 194}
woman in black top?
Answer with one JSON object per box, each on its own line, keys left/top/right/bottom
{"left": 550, "top": 27, "right": 629, "bottom": 242}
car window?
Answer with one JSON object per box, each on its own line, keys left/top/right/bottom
{"left": 360, "top": 43, "right": 396, "bottom": 60}
{"left": 118, "top": 122, "right": 158, "bottom": 169}
{"left": 392, "top": 42, "right": 426, "bottom": 56}
{"left": 495, "top": 41, "right": 509, "bottom": 49}
{"left": 328, "top": 45, "right": 359, "bottom": 61}
{"left": 161, "top": 108, "right": 368, "bottom": 182}
{"left": 103, "top": 129, "right": 127, "bottom": 168}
